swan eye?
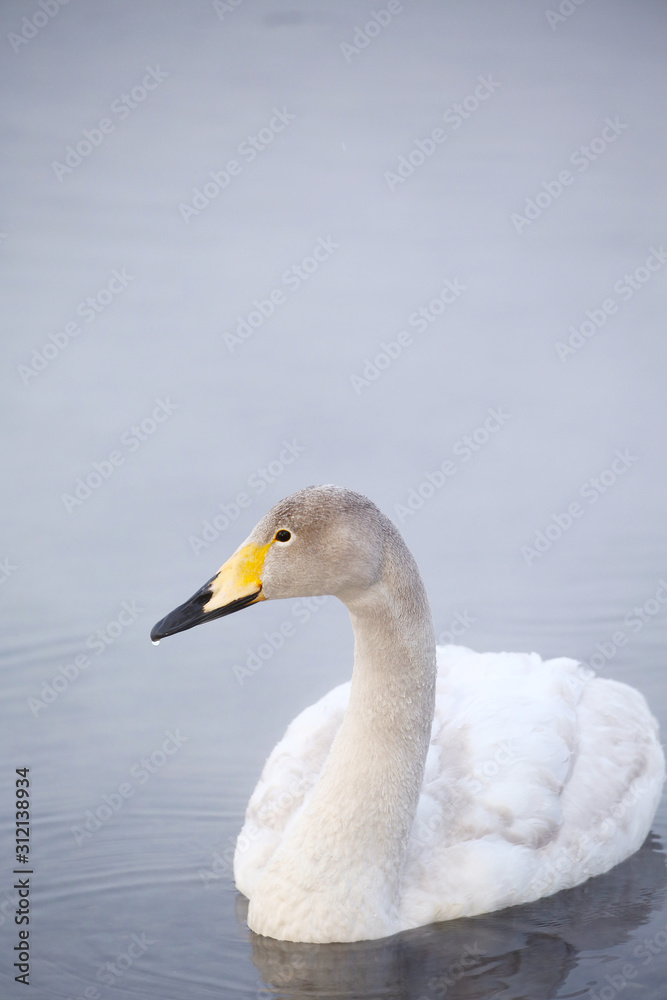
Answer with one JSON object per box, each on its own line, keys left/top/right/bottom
{"left": 275, "top": 530, "right": 291, "bottom": 542}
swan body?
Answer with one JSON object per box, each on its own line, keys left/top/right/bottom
{"left": 236, "top": 646, "right": 663, "bottom": 941}
{"left": 151, "top": 485, "right": 665, "bottom": 943}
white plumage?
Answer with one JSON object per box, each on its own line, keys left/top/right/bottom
{"left": 236, "top": 644, "right": 664, "bottom": 932}
{"left": 152, "top": 485, "right": 664, "bottom": 943}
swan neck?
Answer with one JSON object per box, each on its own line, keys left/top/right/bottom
{"left": 248, "top": 524, "right": 437, "bottom": 941}
{"left": 332, "top": 542, "right": 437, "bottom": 842}
{"left": 345, "top": 572, "right": 436, "bottom": 761}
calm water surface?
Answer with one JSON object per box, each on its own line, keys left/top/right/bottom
{"left": 1, "top": 2, "right": 667, "bottom": 997}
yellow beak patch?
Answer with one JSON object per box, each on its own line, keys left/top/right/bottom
{"left": 203, "top": 541, "right": 271, "bottom": 613}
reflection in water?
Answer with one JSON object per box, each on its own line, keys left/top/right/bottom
{"left": 240, "top": 834, "right": 666, "bottom": 999}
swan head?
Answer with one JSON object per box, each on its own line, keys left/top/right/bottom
{"left": 151, "top": 485, "right": 390, "bottom": 641}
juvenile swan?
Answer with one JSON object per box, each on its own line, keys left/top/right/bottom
{"left": 151, "top": 485, "right": 664, "bottom": 943}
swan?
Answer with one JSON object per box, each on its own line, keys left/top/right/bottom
{"left": 151, "top": 484, "right": 665, "bottom": 943}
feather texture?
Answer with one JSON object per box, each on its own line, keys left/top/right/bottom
{"left": 236, "top": 645, "right": 664, "bottom": 933}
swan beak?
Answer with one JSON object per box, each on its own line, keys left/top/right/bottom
{"left": 150, "top": 541, "right": 269, "bottom": 641}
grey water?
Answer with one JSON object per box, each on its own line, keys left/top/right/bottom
{"left": 1, "top": 1, "right": 667, "bottom": 997}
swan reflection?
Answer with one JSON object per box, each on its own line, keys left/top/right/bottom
{"left": 239, "top": 833, "right": 666, "bottom": 999}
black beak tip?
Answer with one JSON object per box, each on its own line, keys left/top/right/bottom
{"left": 150, "top": 620, "right": 167, "bottom": 642}
{"left": 150, "top": 579, "right": 262, "bottom": 644}
{"left": 150, "top": 576, "right": 217, "bottom": 643}
{"left": 149, "top": 609, "right": 192, "bottom": 642}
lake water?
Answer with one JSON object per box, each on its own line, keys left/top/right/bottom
{"left": 2, "top": 1, "right": 667, "bottom": 997}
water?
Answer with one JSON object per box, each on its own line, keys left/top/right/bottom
{"left": 2, "top": 0, "right": 667, "bottom": 996}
